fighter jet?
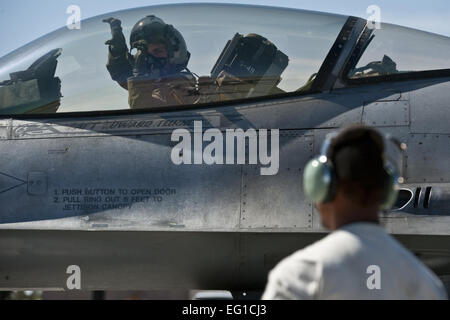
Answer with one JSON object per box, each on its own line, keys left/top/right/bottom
{"left": 0, "top": 3, "right": 449, "bottom": 294}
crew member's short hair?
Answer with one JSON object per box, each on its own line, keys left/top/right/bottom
{"left": 328, "top": 125, "right": 388, "bottom": 206}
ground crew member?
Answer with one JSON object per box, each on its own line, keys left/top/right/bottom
{"left": 262, "top": 125, "right": 447, "bottom": 300}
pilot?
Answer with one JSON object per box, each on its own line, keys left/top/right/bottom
{"left": 104, "top": 15, "right": 198, "bottom": 109}
{"left": 262, "top": 125, "right": 448, "bottom": 300}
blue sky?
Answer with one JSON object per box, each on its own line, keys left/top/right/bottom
{"left": 0, "top": 0, "right": 449, "bottom": 58}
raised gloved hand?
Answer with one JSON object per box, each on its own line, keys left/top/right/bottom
{"left": 103, "top": 17, "right": 128, "bottom": 56}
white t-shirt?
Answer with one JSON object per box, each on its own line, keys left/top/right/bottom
{"left": 262, "top": 222, "right": 448, "bottom": 300}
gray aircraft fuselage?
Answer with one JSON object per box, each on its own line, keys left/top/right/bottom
{"left": 0, "top": 7, "right": 449, "bottom": 292}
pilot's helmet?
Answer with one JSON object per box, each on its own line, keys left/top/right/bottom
{"left": 130, "top": 15, "right": 190, "bottom": 72}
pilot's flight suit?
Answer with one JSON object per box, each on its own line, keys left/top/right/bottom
{"left": 107, "top": 50, "right": 198, "bottom": 109}
{"left": 262, "top": 222, "right": 448, "bottom": 300}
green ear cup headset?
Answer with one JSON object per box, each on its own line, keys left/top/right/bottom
{"left": 303, "top": 131, "right": 402, "bottom": 211}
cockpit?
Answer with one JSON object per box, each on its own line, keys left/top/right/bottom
{"left": 0, "top": 3, "right": 449, "bottom": 115}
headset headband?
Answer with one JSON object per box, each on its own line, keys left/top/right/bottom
{"left": 303, "top": 129, "right": 406, "bottom": 210}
